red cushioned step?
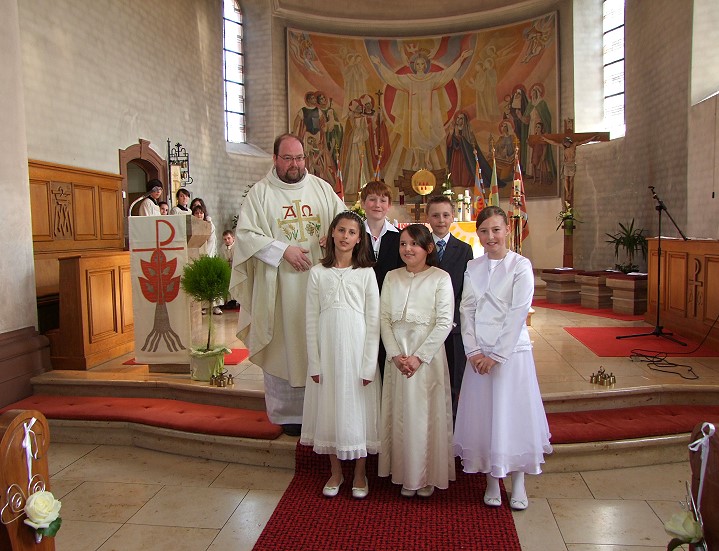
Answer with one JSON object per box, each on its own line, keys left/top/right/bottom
{"left": 1, "top": 395, "right": 283, "bottom": 440}
{"left": 548, "top": 405, "right": 719, "bottom": 444}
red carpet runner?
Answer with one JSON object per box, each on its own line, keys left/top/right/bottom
{"left": 564, "top": 326, "right": 719, "bottom": 357}
{"left": 122, "top": 347, "right": 249, "bottom": 365}
{"left": 254, "top": 444, "right": 521, "bottom": 551}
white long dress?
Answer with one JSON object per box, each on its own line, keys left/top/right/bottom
{"left": 378, "top": 266, "right": 456, "bottom": 490}
{"left": 300, "top": 265, "right": 381, "bottom": 460}
{"left": 454, "top": 251, "right": 552, "bottom": 478}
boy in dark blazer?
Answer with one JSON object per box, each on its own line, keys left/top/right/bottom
{"left": 361, "top": 181, "right": 403, "bottom": 376}
{"left": 426, "top": 195, "right": 474, "bottom": 416}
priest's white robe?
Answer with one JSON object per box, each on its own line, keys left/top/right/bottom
{"left": 230, "top": 168, "right": 345, "bottom": 422}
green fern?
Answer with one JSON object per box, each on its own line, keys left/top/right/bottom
{"left": 181, "top": 255, "right": 231, "bottom": 351}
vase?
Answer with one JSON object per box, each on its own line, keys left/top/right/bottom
{"left": 564, "top": 220, "right": 574, "bottom": 236}
{"left": 190, "top": 349, "right": 226, "bottom": 381}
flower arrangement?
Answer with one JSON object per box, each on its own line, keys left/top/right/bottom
{"left": 556, "top": 201, "right": 580, "bottom": 230}
{"left": 664, "top": 483, "right": 704, "bottom": 550}
{"left": 24, "top": 490, "right": 62, "bottom": 542}
{"left": 349, "top": 200, "right": 365, "bottom": 219}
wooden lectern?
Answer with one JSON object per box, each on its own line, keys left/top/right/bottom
{"left": 128, "top": 215, "right": 211, "bottom": 372}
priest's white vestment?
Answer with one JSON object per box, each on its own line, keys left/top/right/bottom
{"left": 230, "top": 168, "right": 345, "bottom": 421}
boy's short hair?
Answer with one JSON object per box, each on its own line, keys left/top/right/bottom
{"left": 425, "top": 195, "right": 454, "bottom": 213}
{"left": 176, "top": 188, "right": 190, "bottom": 199}
{"left": 360, "top": 180, "right": 392, "bottom": 202}
{"left": 222, "top": 229, "right": 235, "bottom": 238}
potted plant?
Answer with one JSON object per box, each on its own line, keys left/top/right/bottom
{"left": 605, "top": 219, "right": 648, "bottom": 273}
{"left": 180, "top": 255, "right": 231, "bottom": 381}
{"left": 556, "top": 201, "right": 580, "bottom": 235}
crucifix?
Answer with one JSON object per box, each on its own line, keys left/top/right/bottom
{"left": 411, "top": 201, "right": 423, "bottom": 222}
{"left": 528, "top": 119, "right": 610, "bottom": 266}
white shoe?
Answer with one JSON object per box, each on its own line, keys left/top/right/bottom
{"left": 212, "top": 307, "right": 223, "bottom": 315}
{"left": 417, "top": 485, "right": 434, "bottom": 497}
{"left": 400, "top": 487, "right": 416, "bottom": 497}
{"left": 510, "top": 497, "right": 528, "bottom": 510}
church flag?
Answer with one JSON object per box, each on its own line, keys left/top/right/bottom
{"left": 472, "top": 147, "right": 486, "bottom": 217}
{"left": 512, "top": 151, "right": 530, "bottom": 241}
{"left": 488, "top": 155, "right": 500, "bottom": 208}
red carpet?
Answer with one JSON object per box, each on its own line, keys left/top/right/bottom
{"left": 564, "top": 327, "right": 719, "bottom": 357}
{"left": 123, "top": 347, "right": 249, "bottom": 366}
{"left": 532, "top": 298, "right": 644, "bottom": 321}
{"left": 254, "top": 444, "right": 521, "bottom": 551}
{"left": 0, "top": 395, "right": 282, "bottom": 440}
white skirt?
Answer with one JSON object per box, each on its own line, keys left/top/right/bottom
{"left": 453, "top": 350, "right": 552, "bottom": 478}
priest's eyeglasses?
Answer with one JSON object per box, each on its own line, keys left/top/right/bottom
{"left": 278, "top": 154, "right": 306, "bottom": 163}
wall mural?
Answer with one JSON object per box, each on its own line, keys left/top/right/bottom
{"left": 287, "top": 12, "right": 559, "bottom": 203}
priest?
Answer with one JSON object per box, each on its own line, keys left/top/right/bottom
{"left": 230, "top": 133, "right": 346, "bottom": 436}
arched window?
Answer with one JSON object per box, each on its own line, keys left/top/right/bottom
{"left": 223, "top": 0, "right": 245, "bottom": 143}
{"left": 603, "top": 0, "right": 625, "bottom": 137}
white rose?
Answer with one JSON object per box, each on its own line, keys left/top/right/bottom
{"left": 664, "top": 510, "right": 703, "bottom": 543}
{"left": 23, "top": 491, "right": 61, "bottom": 530}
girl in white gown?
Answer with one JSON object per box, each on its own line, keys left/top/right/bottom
{"left": 300, "top": 211, "right": 381, "bottom": 499}
{"left": 378, "top": 224, "right": 456, "bottom": 498}
{"left": 454, "top": 206, "right": 552, "bottom": 511}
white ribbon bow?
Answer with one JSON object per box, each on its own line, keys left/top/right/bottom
{"left": 22, "top": 417, "right": 38, "bottom": 482}
{"left": 688, "top": 421, "right": 715, "bottom": 512}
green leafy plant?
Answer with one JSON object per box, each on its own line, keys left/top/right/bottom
{"left": 605, "top": 219, "right": 648, "bottom": 273}
{"left": 180, "top": 255, "right": 231, "bottom": 351}
{"left": 350, "top": 200, "right": 366, "bottom": 219}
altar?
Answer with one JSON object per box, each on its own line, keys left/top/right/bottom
{"left": 646, "top": 237, "right": 719, "bottom": 347}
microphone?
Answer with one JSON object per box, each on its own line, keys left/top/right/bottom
{"left": 128, "top": 190, "right": 154, "bottom": 216}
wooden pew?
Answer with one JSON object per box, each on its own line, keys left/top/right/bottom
{"left": 0, "top": 410, "right": 54, "bottom": 550}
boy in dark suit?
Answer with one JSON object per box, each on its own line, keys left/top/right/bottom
{"left": 361, "top": 181, "right": 403, "bottom": 376}
{"left": 426, "top": 195, "right": 474, "bottom": 416}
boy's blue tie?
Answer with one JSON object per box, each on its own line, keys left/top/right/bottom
{"left": 437, "top": 239, "right": 446, "bottom": 261}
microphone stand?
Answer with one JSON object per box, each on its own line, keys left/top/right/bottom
{"left": 128, "top": 191, "right": 152, "bottom": 217}
{"left": 616, "top": 186, "right": 688, "bottom": 345}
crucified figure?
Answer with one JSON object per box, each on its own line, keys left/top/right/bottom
{"left": 539, "top": 134, "right": 596, "bottom": 205}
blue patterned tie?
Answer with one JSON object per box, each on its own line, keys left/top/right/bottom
{"left": 437, "top": 239, "right": 446, "bottom": 261}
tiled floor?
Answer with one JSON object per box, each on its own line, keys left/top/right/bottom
{"left": 46, "top": 305, "right": 716, "bottom": 550}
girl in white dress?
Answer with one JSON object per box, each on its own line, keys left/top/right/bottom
{"left": 454, "top": 206, "right": 552, "bottom": 510}
{"left": 378, "top": 224, "right": 455, "bottom": 498}
{"left": 300, "top": 211, "right": 381, "bottom": 499}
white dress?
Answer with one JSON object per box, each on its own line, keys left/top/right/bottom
{"left": 378, "top": 267, "right": 456, "bottom": 490}
{"left": 300, "top": 265, "right": 381, "bottom": 460}
{"left": 454, "top": 251, "right": 552, "bottom": 478}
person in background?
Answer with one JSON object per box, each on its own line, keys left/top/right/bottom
{"left": 301, "top": 211, "right": 380, "bottom": 500}
{"left": 170, "top": 188, "right": 191, "bottom": 214}
{"left": 360, "top": 180, "right": 403, "bottom": 377}
{"left": 221, "top": 229, "right": 239, "bottom": 309}
{"left": 378, "top": 224, "right": 455, "bottom": 499}
{"left": 158, "top": 201, "right": 169, "bottom": 215}
{"left": 454, "top": 206, "right": 552, "bottom": 511}
{"left": 192, "top": 202, "right": 222, "bottom": 315}
{"left": 138, "top": 179, "right": 163, "bottom": 216}
{"left": 425, "top": 195, "right": 473, "bottom": 417}
{"left": 229, "top": 133, "right": 345, "bottom": 436}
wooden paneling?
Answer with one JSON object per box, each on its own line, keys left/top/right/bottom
{"left": 666, "top": 251, "right": 687, "bottom": 315}
{"left": 48, "top": 252, "right": 133, "bottom": 370}
{"left": 29, "top": 160, "right": 124, "bottom": 254}
{"left": 120, "top": 265, "right": 134, "bottom": 332}
{"left": 73, "top": 184, "right": 98, "bottom": 240}
{"left": 87, "top": 268, "right": 117, "bottom": 341}
{"left": 99, "top": 187, "right": 121, "bottom": 239}
{"left": 646, "top": 238, "right": 719, "bottom": 348}
{"left": 30, "top": 181, "right": 52, "bottom": 241}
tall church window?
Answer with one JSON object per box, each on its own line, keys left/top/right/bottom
{"left": 223, "top": 0, "right": 245, "bottom": 143}
{"left": 603, "top": 0, "right": 625, "bottom": 137}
